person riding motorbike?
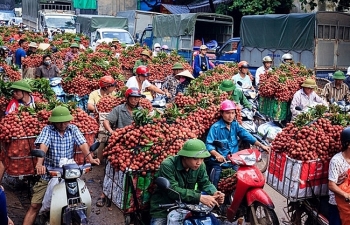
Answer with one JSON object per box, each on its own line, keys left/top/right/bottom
{"left": 175, "top": 70, "right": 195, "bottom": 95}
{"left": 126, "top": 65, "right": 167, "bottom": 101}
{"left": 5, "top": 80, "right": 37, "bottom": 114}
{"left": 149, "top": 139, "right": 225, "bottom": 225}
{"left": 328, "top": 127, "right": 350, "bottom": 225}
{"left": 232, "top": 61, "right": 255, "bottom": 91}
{"left": 290, "top": 78, "right": 327, "bottom": 120}
{"left": 161, "top": 45, "right": 170, "bottom": 54}
{"left": 133, "top": 50, "right": 151, "bottom": 74}
{"left": 281, "top": 53, "right": 293, "bottom": 64}
{"left": 22, "top": 106, "right": 100, "bottom": 225}
{"left": 205, "top": 100, "right": 270, "bottom": 187}
{"left": 219, "top": 80, "right": 252, "bottom": 109}
{"left": 255, "top": 56, "right": 273, "bottom": 86}
{"left": 322, "top": 70, "right": 350, "bottom": 103}
{"left": 162, "top": 62, "right": 183, "bottom": 103}
{"left": 87, "top": 76, "right": 116, "bottom": 113}
{"left": 153, "top": 43, "right": 161, "bottom": 57}
{"left": 35, "top": 54, "right": 60, "bottom": 78}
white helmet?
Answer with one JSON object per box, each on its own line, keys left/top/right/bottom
{"left": 262, "top": 56, "right": 272, "bottom": 63}
{"left": 154, "top": 43, "right": 161, "bottom": 49}
{"left": 282, "top": 53, "right": 293, "bottom": 64}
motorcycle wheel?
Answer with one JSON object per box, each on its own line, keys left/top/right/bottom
{"left": 255, "top": 150, "right": 269, "bottom": 173}
{"left": 249, "top": 202, "right": 279, "bottom": 225}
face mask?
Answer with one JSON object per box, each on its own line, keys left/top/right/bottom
{"left": 179, "top": 77, "right": 186, "bottom": 83}
{"left": 155, "top": 48, "right": 160, "bottom": 52}
{"left": 44, "top": 60, "right": 51, "bottom": 66}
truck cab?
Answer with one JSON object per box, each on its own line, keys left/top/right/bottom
{"left": 38, "top": 11, "right": 76, "bottom": 33}
{"left": 91, "top": 28, "right": 135, "bottom": 49}
{"left": 140, "top": 25, "right": 153, "bottom": 48}
{"left": 214, "top": 37, "right": 241, "bottom": 65}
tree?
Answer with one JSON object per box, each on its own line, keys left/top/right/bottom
{"left": 227, "top": 0, "right": 294, "bottom": 15}
{"left": 300, "top": 0, "right": 350, "bottom": 11}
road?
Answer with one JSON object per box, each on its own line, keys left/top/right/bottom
{"left": 4, "top": 164, "right": 288, "bottom": 225}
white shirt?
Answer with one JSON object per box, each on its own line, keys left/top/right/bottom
{"left": 328, "top": 152, "right": 350, "bottom": 205}
{"left": 126, "top": 76, "right": 152, "bottom": 93}
{"left": 255, "top": 66, "right": 272, "bottom": 86}
{"left": 232, "top": 73, "right": 252, "bottom": 90}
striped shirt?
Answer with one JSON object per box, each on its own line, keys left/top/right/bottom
{"left": 322, "top": 82, "right": 349, "bottom": 102}
{"left": 35, "top": 124, "right": 86, "bottom": 180}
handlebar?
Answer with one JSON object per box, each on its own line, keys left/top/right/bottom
{"left": 159, "top": 203, "right": 177, "bottom": 208}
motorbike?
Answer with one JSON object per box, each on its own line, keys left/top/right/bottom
{"left": 155, "top": 177, "right": 220, "bottom": 225}
{"left": 240, "top": 108, "right": 270, "bottom": 173}
{"left": 236, "top": 81, "right": 259, "bottom": 111}
{"left": 49, "top": 77, "right": 66, "bottom": 102}
{"left": 211, "top": 141, "right": 279, "bottom": 224}
{"left": 31, "top": 141, "right": 100, "bottom": 225}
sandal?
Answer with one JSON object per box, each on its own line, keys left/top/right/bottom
{"left": 96, "top": 197, "right": 106, "bottom": 207}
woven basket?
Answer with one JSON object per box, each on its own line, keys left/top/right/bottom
{"left": 316, "top": 78, "right": 331, "bottom": 89}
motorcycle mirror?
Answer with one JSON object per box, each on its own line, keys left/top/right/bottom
{"left": 31, "top": 149, "right": 45, "bottom": 158}
{"left": 212, "top": 140, "right": 224, "bottom": 148}
{"left": 155, "top": 177, "right": 171, "bottom": 189}
{"left": 89, "top": 141, "right": 100, "bottom": 152}
{"left": 295, "top": 106, "right": 302, "bottom": 111}
{"left": 237, "top": 81, "right": 243, "bottom": 86}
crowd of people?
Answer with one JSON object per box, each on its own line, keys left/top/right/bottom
{"left": 1, "top": 34, "right": 350, "bottom": 225}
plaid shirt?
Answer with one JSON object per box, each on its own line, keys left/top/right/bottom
{"left": 162, "top": 74, "right": 179, "bottom": 102}
{"left": 322, "top": 82, "right": 350, "bottom": 102}
{"left": 35, "top": 124, "right": 86, "bottom": 180}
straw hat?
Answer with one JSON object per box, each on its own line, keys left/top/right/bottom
{"left": 141, "top": 50, "right": 151, "bottom": 58}
{"left": 175, "top": 70, "right": 194, "bottom": 79}
{"left": 200, "top": 45, "right": 208, "bottom": 50}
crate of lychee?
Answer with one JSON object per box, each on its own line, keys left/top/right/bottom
{"left": 258, "top": 63, "right": 313, "bottom": 121}
{"left": 217, "top": 169, "right": 237, "bottom": 194}
{"left": 266, "top": 115, "right": 344, "bottom": 200}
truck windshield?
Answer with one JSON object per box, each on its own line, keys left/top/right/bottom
{"left": 0, "top": 11, "right": 16, "bottom": 21}
{"left": 45, "top": 15, "right": 75, "bottom": 29}
{"left": 102, "top": 31, "right": 134, "bottom": 44}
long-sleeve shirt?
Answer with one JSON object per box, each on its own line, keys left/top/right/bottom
{"left": 206, "top": 118, "right": 257, "bottom": 161}
{"left": 290, "top": 89, "right": 327, "bottom": 119}
{"left": 231, "top": 89, "right": 251, "bottom": 109}
{"left": 193, "top": 54, "right": 213, "bottom": 78}
{"left": 255, "top": 66, "right": 272, "bottom": 86}
{"left": 149, "top": 155, "right": 217, "bottom": 218}
{"left": 321, "top": 82, "right": 349, "bottom": 103}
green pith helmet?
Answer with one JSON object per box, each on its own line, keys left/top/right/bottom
{"left": 49, "top": 106, "right": 73, "bottom": 123}
{"left": 74, "top": 37, "right": 81, "bottom": 42}
{"left": 70, "top": 42, "right": 79, "bottom": 48}
{"left": 172, "top": 62, "right": 184, "bottom": 70}
{"left": 121, "top": 43, "right": 127, "bottom": 48}
{"left": 177, "top": 139, "right": 210, "bottom": 158}
{"left": 333, "top": 70, "right": 345, "bottom": 80}
{"left": 301, "top": 78, "right": 317, "bottom": 88}
{"left": 11, "top": 80, "right": 32, "bottom": 93}
{"left": 62, "top": 39, "right": 69, "bottom": 43}
{"left": 219, "top": 80, "right": 236, "bottom": 91}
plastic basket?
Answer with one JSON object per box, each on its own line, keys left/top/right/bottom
{"left": 316, "top": 78, "right": 331, "bottom": 89}
{"left": 6, "top": 156, "right": 37, "bottom": 177}
{"left": 266, "top": 151, "right": 329, "bottom": 200}
{"left": 0, "top": 136, "right": 37, "bottom": 157}
{"left": 103, "top": 162, "right": 156, "bottom": 213}
{"left": 259, "top": 97, "right": 291, "bottom": 121}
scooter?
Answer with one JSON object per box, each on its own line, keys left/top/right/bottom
{"left": 211, "top": 141, "right": 279, "bottom": 224}
{"left": 155, "top": 177, "right": 220, "bottom": 225}
{"left": 240, "top": 108, "right": 270, "bottom": 173}
{"left": 49, "top": 77, "right": 66, "bottom": 102}
{"left": 31, "top": 141, "right": 100, "bottom": 225}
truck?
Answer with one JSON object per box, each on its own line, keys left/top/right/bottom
{"left": 116, "top": 10, "right": 163, "bottom": 42}
{"left": 22, "top": 0, "right": 76, "bottom": 33}
{"left": 214, "top": 12, "right": 350, "bottom": 77}
{"left": 0, "top": 0, "right": 15, "bottom": 24}
{"left": 75, "top": 15, "right": 135, "bottom": 49}
{"left": 140, "top": 13, "right": 233, "bottom": 62}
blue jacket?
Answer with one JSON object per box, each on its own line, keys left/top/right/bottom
{"left": 206, "top": 118, "right": 257, "bottom": 161}
{"left": 193, "top": 54, "right": 213, "bottom": 78}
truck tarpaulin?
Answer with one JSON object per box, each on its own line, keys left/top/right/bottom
{"left": 0, "top": 0, "right": 14, "bottom": 10}
{"left": 240, "top": 13, "right": 315, "bottom": 51}
{"left": 76, "top": 15, "right": 128, "bottom": 33}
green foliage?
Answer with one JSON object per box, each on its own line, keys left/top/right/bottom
{"left": 229, "top": 0, "right": 286, "bottom": 15}
{"left": 300, "top": 0, "right": 350, "bottom": 11}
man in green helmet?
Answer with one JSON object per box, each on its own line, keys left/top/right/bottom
{"left": 219, "top": 80, "right": 252, "bottom": 109}
{"left": 5, "top": 80, "right": 37, "bottom": 114}
{"left": 22, "top": 105, "right": 100, "bottom": 225}
{"left": 322, "top": 70, "right": 350, "bottom": 103}
{"left": 149, "top": 139, "right": 225, "bottom": 225}
{"left": 64, "top": 43, "right": 80, "bottom": 64}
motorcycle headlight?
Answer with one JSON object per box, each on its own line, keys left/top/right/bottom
{"left": 64, "top": 168, "right": 81, "bottom": 179}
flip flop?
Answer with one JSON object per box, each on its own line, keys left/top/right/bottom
{"left": 96, "top": 197, "right": 106, "bottom": 207}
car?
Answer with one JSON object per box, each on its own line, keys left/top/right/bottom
{"left": 8, "top": 17, "right": 22, "bottom": 26}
